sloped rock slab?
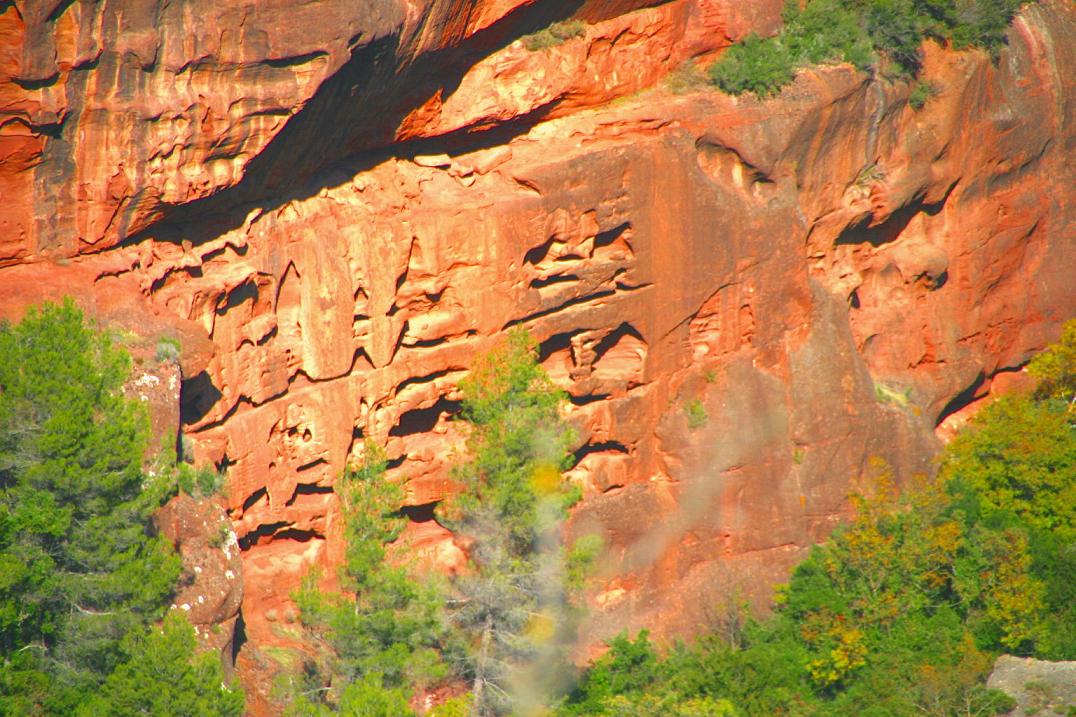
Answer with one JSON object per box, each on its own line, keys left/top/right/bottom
{"left": 988, "top": 655, "right": 1076, "bottom": 717}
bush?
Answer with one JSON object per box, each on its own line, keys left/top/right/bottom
{"left": 154, "top": 336, "right": 181, "bottom": 363}
{"left": 708, "top": 0, "right": 1029, "bottom": 98}
{"left": 783, "top": 0, "right": 875, "bottom": 69}
{"left": 708, "top": 35, "right": 795, "bottom": 98}
{"left": 76, "top": 611, "right": 243, "bottom": 717}
{"left": 174, "top": 463, "right": 226, "bottom": 498}
{"left": 427, "top": 693, "right": 473, "bottom": 717}
{"left": 561, "top": 631, "right": 661, "bottom": 714}
{"left": 523, "top": 19, "right": 586, "bottom": 51}
{"left": 908, "top": 80, "right": 940, "bottom": 109}
{"left": 950, "top": 0, "right": 1026, "bottom": 56}
{"left": 685, "top": 399, "right": 708, "bottom": 430}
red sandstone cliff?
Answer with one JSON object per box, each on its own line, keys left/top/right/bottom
{"left": 1, "top": 0, "right": 1073, "bottom": 713}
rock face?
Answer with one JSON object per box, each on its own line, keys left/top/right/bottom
{"left": 1, "top": 0, "right": 1074, "bottom": 712}
{"left": 988, "top": 655, "right": 1076, "bottom": 717}
{"left": 156, "top": 493, "right": 244, "bottom": 673}
{"left": 0, "top": 0, "right": 779, "bottom": 261}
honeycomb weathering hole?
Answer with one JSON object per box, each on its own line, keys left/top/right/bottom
{"left": 592, "top": 323, "right": 647, "bottom": 383}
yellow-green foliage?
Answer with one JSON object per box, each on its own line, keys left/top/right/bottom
{"left": 685, "top": 398, "right": 708, "bottom": 430}
{"left": 601, "top": 694, "right": 737, "bottom": 717}
{"left": 939, "top": 319, "right": 1076, "bottom": 659}
{"left": 1028, "top": 318, "right": 1076, "bottom": 405}
{"left": 443, "top": 328, "right": 582, "bottom": 716}
{"left": 567, "top": 534, "right": 605, "bottom": 590}
{"left": 444, "top": 327, "right": 576, "bottom": 552}
{"left": 427, "top": 693, "right": 473, "bottom": 717}
{"left": 559, "top": 324, "right": 1074, "bottom": 716}
{"left": 942, "top": 394, "right": 1075, "bottom": 541}
{"left": 803, "top": 617, "right": 869, "bottom": 687}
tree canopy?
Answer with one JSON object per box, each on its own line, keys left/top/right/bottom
{"left": 0, "top": 300, "right": 242, "bottom": 716}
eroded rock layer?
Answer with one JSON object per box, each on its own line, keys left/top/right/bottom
{"left": 1, "top": 0, "right": 1074, "bottom": 712}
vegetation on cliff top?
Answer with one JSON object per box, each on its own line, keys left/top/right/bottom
{"left": 709, "top": 0, "right": 1029, "bottom": 98}
{"left": 0, "top": 300, "right": 242, "bottom": 716}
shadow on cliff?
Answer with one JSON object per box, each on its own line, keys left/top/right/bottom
{"left": 130, "top": 0, "right": 671, "bottom": 248}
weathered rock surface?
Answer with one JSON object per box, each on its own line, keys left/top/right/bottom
{"left": 0, "top": 0, "right": 778, "bottom": 261}
{"left": 156, "top": 493, "right": 244, "bottom": 673}
{"left": 988, "top": 655, "right": 1076, "bottom": 717}
{"left": 1, "top": 0, "right": 1074, "bottom": 713}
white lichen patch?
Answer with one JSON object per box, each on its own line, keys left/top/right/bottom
{"left": 133, "top": 373, "right": 161, "bottom": 388}
{"left": 221, "top": 530, "right": 239, "bottom": 560}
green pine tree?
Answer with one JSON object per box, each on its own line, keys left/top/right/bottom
{"left": 0, "top": 300, "right": 220, "bottom": 714}
{"left": 76, "top": 611, "right": 244, "bottom": 717}
{"left": 440, "top": 328, "right": 580, "bottom": 716}
{"left": 290, "top": 443, "right": 448, "bottom": 715}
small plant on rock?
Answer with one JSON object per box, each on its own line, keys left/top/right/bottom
{"left": 155, "top": 336, "right": 181, "bottom": 363}
{"left": 685, "top": 399, "right": 708, "bottom": 430}
{"left": 175, "top": 463, "right": 226, "bottom": 498}
{"left": 208, "top": 523, "right": 232, "bottom": 549}
{"left": 664, "top": 61, "right": 709, "bottom": 94}
{"left": 874, "top": 381, "right": 911, "bottom": 406}
{"left": 523, "top": 19, "right": 586, "bottom": 51}
{"left": 908, "top": 80, "right": 940, "bottom": 110}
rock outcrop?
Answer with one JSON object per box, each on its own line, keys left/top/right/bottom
{"left": 156, "top": 493, "right": 244, "bottom": 674}
{"left": 988, "top": 655, "right": 1076, "bottom": 717}
{"left": 1, "top": 0, "right": 1073, "bottom": 712}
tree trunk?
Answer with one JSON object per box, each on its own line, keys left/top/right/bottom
{"left": 470, "top": 615, "right": 493, "bottom": 717}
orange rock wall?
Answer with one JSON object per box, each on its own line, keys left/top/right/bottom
{"left": 1, "top": 0, "right": 1074, "bottom": 712}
